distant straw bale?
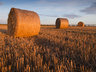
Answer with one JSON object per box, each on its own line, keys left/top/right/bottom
{"left": 55, "top": 18, "right": 69, "bottom": 29}
{"left": 77, "top": 21, "right": 84, "bottom": 27}
{"left": 8, "top": 8, "right": 40, "bottom": 37}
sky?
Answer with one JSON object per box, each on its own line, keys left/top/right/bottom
{"left": 0, "top": 0, "right": 96, "bottom": 25}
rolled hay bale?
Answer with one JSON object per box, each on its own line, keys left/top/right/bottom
{"left": 77, "top": 21, "right": 84, "bottom": 27}
{"left": 8, "top": 8, "right": 40, "bottom": 37}
{"left": 55, "top": 18, "right": 69, "bottom": 29}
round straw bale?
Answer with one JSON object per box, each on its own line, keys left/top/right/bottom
{"left": 8, "top": 8, "right": 40, "bottom": 37}
{"left": 77, "top": 21, "right": 84, "bottom": 27}
{"left": 55, "top": 18, "right": 69, "bottom": 29}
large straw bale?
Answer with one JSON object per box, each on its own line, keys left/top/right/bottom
{"left": 8, "top": 8, "right": 40, "bottom": 37}
{"left": 77, "top": 21, "right": 84, "bottom": 27}
{"left": 55, "top": 18, "right": 69, "bottom": 29}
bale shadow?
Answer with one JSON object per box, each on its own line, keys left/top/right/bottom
{"left": 34, "top": 36, "right": 63, "bottom": 49}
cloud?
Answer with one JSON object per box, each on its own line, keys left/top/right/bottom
{"left": 34, "top": 0, "right": 96, "bottom": 6}
{"left": 63, "top": 14, "right": 81, "bottom": 19}
{"left": 0, "top": 19, "right": 6, "bottom": 24}
{"left": 39, "top": 14, "right": 58, "bottom": 17}
{"left": 80, "top": 2, "right": 96, "bottom": 14}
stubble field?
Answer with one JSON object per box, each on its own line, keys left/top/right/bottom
{"left": 0, "top": 24, "right": 96, "bottom": 72}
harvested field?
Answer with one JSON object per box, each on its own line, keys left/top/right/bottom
{"left": 0, "top": 24, "right": 96, "bottom": 72}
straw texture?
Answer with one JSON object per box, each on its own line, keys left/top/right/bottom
{"left": 55, "top": 18, "right": 69, "bottom": 29}
{"left": 8, "top": 8, "right": 40, "bottom": 37}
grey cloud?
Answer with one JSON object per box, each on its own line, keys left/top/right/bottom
{"left": 36, "top": 0, "right": 96, "bottom": 6}
{"left": 81, "top": 2, "right": 96, "bottom": 14}
{"left": 39, "top": 14, "right": 58, "bottom": 17}
{"left": 63, "top": 14, "right": 81, "bottom": 19}
{"left": 0, "top": 2, "right": 3, "bottom": 5}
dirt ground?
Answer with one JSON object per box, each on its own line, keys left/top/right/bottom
{"left": 0, "top": 24, "right": 96, "bottom": 72}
